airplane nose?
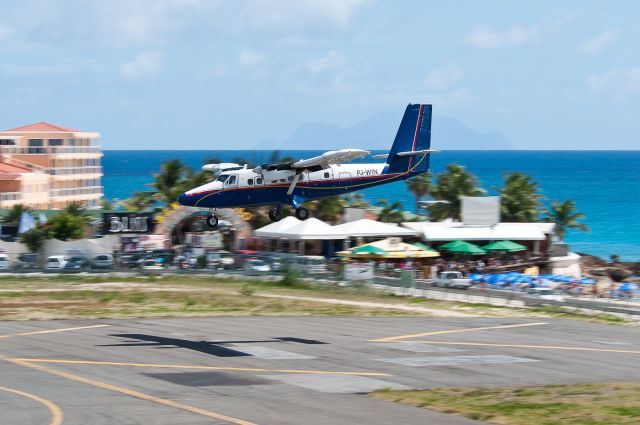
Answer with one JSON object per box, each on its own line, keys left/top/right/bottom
{"left": 178, "top": 193, "right": 191, "bottom": 206}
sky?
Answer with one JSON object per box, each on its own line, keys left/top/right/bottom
{"left": 0, "top": 0, "right": 638, "bottom": 150}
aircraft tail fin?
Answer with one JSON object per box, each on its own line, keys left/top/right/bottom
{"left": 385, "top": 103, "right": 432, "bottom": 174}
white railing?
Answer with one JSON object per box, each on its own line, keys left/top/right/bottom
{"left": 47, "top": 166, "right": 102, "bottom": 175}
{"left": 50, "top": 186, "right": 103, "bottom": 197}
{"left": 0, "top": 146, "right": 101, "bottom": 154}
{"left": 0, "top": 192, "right": 21, "bottom": 201}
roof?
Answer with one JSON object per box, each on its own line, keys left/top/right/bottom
{"left": 332, "top": 219, "right": 419, "bottom": 237}
{"left": 3, "top": 122, "right": 78, "bottom": 132}
{"left": 402, "top": 221, "right": 555, "bottom": 241}
{"left": 0, "top": 162, "right": 33, "bottom": 174}
{"left": 254, "top": 217, "right": 343, "bottom": 240}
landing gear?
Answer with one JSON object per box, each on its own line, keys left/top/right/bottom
{"left": 268, "top": 206, "right": 282, "bottom": 222}
{"left": 205, "top": 210, "right": 218, "bottom": 228}
{"left": 295, "top": 206, "right": 309, "bottom": 221}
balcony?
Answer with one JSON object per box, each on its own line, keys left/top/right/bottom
{"left": 0, "top": 192, "right": 21, "bottom": 202}
{"left": 0, "top": 146, "right": 101, "bottom": 154}
{"left": 47, "top": 166, "right": 103, "bottom": 176}
{"left": 50, "top": 186, "right": 103, "bottom": 198}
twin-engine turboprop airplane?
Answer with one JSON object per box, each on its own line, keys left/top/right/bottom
{"left": 178, "top": 103, "right": 436, "bottom": 228}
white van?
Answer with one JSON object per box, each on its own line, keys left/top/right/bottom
{"left": 292, "top": 255, "right": 327, "bottom": 275}
{"left": 0, "top": 254, "right": 10, "bottom": 270}
{"left": 45, "top": 255, "right": 69, "bottom": 271}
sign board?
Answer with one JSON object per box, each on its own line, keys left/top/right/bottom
{"left": 461, "top": 196, "right": 500, "bottom": 226}
{"left": 103, "top": 213, "right": 155, "bottom": 234}
{"left": 345, "top": 262, "right": 374, "bottom": 281}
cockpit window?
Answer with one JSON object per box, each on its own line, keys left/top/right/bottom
{"left": 217, "top": 174, "right": 229, "bottom": 182}
{"left": 227, "top": 175, "right": 237, "bottom": 185}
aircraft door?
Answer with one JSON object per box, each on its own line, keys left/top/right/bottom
{"left": 246, "top": 175, "right": 264, "bottom": 205}
{"left": 338, "top": 172, "right": 352, "bottom": 191}
{"left": 223, "top": 174, "right": 238, "bottom": 204}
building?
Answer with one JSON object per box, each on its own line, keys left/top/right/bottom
{"left": 0, "top": 122, "right": 103, "bottom": 209}
{"left": 0, "top": 156, "right": 50, "bottom": 209}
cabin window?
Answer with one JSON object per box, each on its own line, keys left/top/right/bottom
{"left": 247, "top": 178, "right": 254, "bottom": 185}
{"left": 287, "top": 176, "right": 294, "bottom": 182}
{"left": 271, "top": 180, "right": 277, "bottom": 184}
{"left": 280, "top": 179, "right": 286, "bottom": 183}
{"left": 324, "top": 172, "right": 330, "bottom": 178}
{"left": 256, "top": 178, "right": 263, "bottom": 184}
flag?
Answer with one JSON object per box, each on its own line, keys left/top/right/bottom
{"left": 18, "top": 212, "right": 36, "bottom": 234}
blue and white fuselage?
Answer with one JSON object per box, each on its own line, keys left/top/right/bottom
{"left": 178, "top": 103, "right": 434, "bottom": 225}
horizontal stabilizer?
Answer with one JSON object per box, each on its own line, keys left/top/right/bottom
{"left": 396, "top": 149, "right": 439, "bottom": 157}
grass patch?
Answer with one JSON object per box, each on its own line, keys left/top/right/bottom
{"left": 372, "top": 382, "right": 640, "bottom": 425}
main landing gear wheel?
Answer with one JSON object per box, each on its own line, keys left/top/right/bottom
{"left": 295, "top": 206, "right": 309, "bottom": 220}
{"left": 268, "top": 207, "right": 282, "bottom": 222}
{"left": 205, "top": 214, "right": 218, "bottom": 228}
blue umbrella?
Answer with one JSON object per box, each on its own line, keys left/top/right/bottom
{"left": 619, "top": 283, "right": 638, "bottom": 291}
{"left": 469, "top": 273, "right": 484, "bottom": 282}
{"left": 579, "top": 277, "right": 596, "bottom": 285}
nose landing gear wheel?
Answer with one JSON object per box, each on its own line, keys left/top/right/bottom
{"left": 295, "top": 206, "right": 309, "bottom": 220}
{"left": 268, "top": 206, "right": 282, "bottom": 222}
{"left": 205, "top": 214, "right": 218, "bottom": 228}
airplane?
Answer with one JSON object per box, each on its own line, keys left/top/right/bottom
{"left": 178, "top": 103, "right": 436, "bottom": 228}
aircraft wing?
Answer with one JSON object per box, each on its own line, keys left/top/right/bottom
{"left": 292, "top": 149, "right": 370, "bottom": 169}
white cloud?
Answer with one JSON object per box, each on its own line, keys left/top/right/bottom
{"left": 425, "top": 64, "right": 463, "bottom": 91}
{"left": 466, "top": 18, "right": 563, "bottom": 49}
{"left": 587, "top": 67, "right": 640, "bottom": 101}
{"left": 578, "top": 29, "right": 621, "bottom": 55}
{"left": 237, "top": 48, "right": 266, "bottom": 67}
{"left": 120, "top": 51, "right": 164, "bottom": 81}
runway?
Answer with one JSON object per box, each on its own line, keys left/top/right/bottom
{"left": 1, "top": 317, "right": 639, "bottom": 424}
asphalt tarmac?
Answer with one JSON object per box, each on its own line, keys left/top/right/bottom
{"left": 1, "top": 317, "right": 639, "bottom": 425}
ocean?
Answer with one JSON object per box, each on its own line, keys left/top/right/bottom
{"left": 102, "top": 150, "right": 640, "bottom": 262}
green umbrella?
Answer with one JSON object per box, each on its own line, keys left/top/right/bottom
{"left": 439, "top": 240, "right": 469, "bottom": 250}
{"left": 351, "top": 245, "right": 386, "bottom": 255}
{"left": 413, "top": 242, "right": 438, "bottom": 252}
{"left": 442, "top": 240, "right": 487, "bottom": 255}
{"left": 482, "top": 240, "right": 527, "bottom": 252}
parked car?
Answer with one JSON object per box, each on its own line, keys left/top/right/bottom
{"left": 91, "top": 254, "right": 114, "bottom": 269}
{"left": 245, "top": 259, "right": 271, "bottom": 275}
{"left": 0, "top": 254, "right": 10, "bottom": 270}
{"left": 120, "top": 254, "right": 143, "bottom": 269}
{"left": 64, "top": 256, "right": 90, "bottom": 272}
{"left": 142, "top": 259, "right": 164, "bottom": 270}
{"left": 14, "top": 253, "right": 39, "bottom": 270}
{"left": 45, "top": 255, "right": 69, "bottom": 271}
{"left": 433, "top": 271, "right": 472, "bottom": 289}
{"left": 290, "top": 255, "right": 327, "bottom": 275}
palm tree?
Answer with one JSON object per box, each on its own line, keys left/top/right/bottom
{"left": 311, "top": 197, "right": 346, "bottom": 223}
{"left": 544, "top": 199, "right": 589, "bottom": 240}
{"left": 406, "top": 172, "right": 431, "bottom": 213}
{"left": 151, "top": 160, "right": 188, "bottom": 204}
{"left": 429, "top": 164, "right": 484, "bottom": 221}
{"left": 344, "top": 192, "right": 370, "bottom": 208}
{"left": 376, "top": 200, "right": 405, "bottom": 223}
{"left": 120, "top": 192, "right": 156, "bottom": 212}
{"left": 499, "top": 172, "right": 542, "bottom": 222}
{"left": 1, "top": 204, "right": 32, "bottom": 224}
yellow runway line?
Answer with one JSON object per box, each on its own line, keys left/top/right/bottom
{"left": 369, "top": 322, "right": 548, "bottom": 342}
{"left": 0, "top": 324, "right": 109, "bottom": 339}
{"left": 0, "top": 385, "right": 63, "bottom": 425}
{"left": 411, "top": 340, "right": 640, "bottom": 354}
{"left": 12, "top": 358, "right": 391, "bottom": 376}
{"left": 4, "top": 357, "right": 257, "bottom": 425}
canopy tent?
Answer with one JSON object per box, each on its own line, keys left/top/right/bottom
{"left": 332, "top": 219, "right": 419, "bottom": 238}
{"left": 337, "top": 237, "right": 440, "bottom": 259}
{"left": 482, "top": 240, "right": 527, "bottom": 252}
{"left": 254, "top": 217, "right": 344, "bottom": 240}
{"left": 439, "top": 240, "right": 486, "bottom": 255}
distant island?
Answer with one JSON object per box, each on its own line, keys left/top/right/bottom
{"left": 255, "top": 110, "right": 512, "bottom": 151}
